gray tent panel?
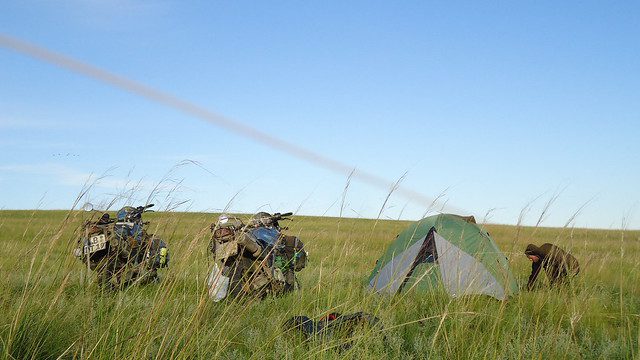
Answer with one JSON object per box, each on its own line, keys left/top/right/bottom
{"left": 434, "top": 233, "right": 506, "bottom": 300}
{"left": 369, "top": 236, "right": 426, "bottom": 295}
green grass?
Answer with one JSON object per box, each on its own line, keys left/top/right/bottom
{"left": 0, "top": 210, "right": 638, "bottom": 359}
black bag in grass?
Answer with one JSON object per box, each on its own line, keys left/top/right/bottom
{"left": 283, "top": 312, "right": 384, "bottom": 351}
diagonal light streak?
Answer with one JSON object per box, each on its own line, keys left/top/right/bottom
{"left": 0, "top": 33, "right": 457, "bottom": 213}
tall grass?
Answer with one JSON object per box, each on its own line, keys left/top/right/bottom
{"left": 0, "top": 208, "right": 638, "bottom": 359}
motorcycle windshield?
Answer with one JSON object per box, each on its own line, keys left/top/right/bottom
{"left": 250, "top": 227, "right": 281, "bottom": 248}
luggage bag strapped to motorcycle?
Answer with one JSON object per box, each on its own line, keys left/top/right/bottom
{"left": 210, "top": 214, "right": 245, "bottom": 261}
{"left": 282, "top": 235, "right": 307, "bottom": 271}
{"left": 147, "top": 237, "right": 170, "bottom": 268}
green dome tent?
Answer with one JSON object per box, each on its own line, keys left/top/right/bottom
{"left": 368, "top": 214, "right": 518, "bottom": 300}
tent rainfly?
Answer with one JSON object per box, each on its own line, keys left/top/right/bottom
{"left": 368, "top": 214, "right": 518, "bottom": 300}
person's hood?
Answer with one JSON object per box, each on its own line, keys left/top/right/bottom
{"left": 525, "top": 244, "right": 544, "bottom": 257}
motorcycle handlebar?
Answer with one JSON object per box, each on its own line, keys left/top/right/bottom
{"left": 138, "top": 203, "right": 154, "bottom": 211}
{"left": 273, "top": 212, "right": 293, "bottom": 220}
{"left": 132, "top": 203, "right": 154, "bottom": 216}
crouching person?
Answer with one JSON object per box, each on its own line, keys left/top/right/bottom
{"left": 524, "top": 243, "right": 580, "bottom": 290}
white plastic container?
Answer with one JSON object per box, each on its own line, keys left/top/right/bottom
{"left": 207, "top": 263, "right": 230, "bottom": 302}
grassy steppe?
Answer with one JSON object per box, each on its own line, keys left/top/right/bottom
{"left": 0, "top": 210, "right": 638, "bottom": 359}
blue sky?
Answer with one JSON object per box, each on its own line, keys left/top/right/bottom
{"left": 1, "top": 1, "right": 638, "bottom": 229}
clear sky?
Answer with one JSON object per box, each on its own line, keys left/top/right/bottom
{"left": 1, "top": 1, "right": 639, "bottom": 229}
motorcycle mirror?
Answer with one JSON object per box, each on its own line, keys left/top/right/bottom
{"left": 81, "top": 202, "right": 94, "bottom": 212}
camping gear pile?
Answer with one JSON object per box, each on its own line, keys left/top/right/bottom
{"left": 207, "top": 211, "right": 308, "bottom": 301}
{"left": 284, "top": 312, "right": 383, "bottom": 351}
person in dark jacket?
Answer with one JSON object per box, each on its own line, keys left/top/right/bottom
{"left": 525, "top": 243, "right": 579, "bottom": 290}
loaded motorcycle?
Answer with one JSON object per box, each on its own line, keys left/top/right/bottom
{"left": 74, "top": 203, "right": 169, "bottom": 290}
{"left": 207, "top": 212, "right": 307, "bottom": 301}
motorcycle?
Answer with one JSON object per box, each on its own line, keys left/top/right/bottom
{"left": 208, "top": 211, "right": 307, "bottom": 301}
{"left": 74, "top": 203, "right": 169, "bottom": 290}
